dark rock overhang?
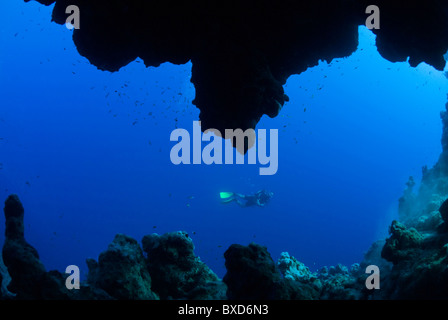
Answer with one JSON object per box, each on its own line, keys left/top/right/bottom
{"left": 25, "top": 0, "right": 448, "bottom": 132}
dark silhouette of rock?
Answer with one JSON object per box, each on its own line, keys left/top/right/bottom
{"left": 24, "top": 0, "right": 448, "bottom": 133}
{"left": 439, "top": 198, "right": 448, "bottom": 224}
{"left": 2, "top": 194, "right": 71, "bottom": 299}
{"left": 223, "top": 243, "right": 281, "bottom": 299}
{"left": 371, "top": 1, "right": 448, "bottom": 70}
{"left": 223, "top": 243, "right": 319, "bottom": 299}
{"left": 142, "top": 231, "right": 226, "bottom": 299}
{"left": 87, "top": 233, "right": 158, "bottom": 300}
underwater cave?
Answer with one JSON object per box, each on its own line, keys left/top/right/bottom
{"left": 1, "top": 0, "right": 448, "bottom": 304}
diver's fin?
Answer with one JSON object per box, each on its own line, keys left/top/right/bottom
{"left": 220, "top": 192, "right": 234, "bottom": 199}
{"left": 220, "top": 192, "right": 235, "bottom": 204}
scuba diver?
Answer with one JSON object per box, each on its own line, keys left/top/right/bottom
{"left": 220, "top": 190, "right": 273, "bottom": 208}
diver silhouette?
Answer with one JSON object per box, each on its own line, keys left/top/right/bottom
{"left": 220, "top": 190, "right": 273, "bottom": 207}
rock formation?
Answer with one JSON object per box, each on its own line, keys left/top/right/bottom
{"left": 2, "top": 194, "right": 71, "bottom": 299}
{"left": 86, "top": 233, "right": 158, "bottom": 300}
{"left": 24, "top": 0, "right": 448, "bottom": 133}
{"left": 223, "top": 243, "right": 320, "bottom": 299}
{"left": 141, "top": 231, "right": 226, "bottom": 300}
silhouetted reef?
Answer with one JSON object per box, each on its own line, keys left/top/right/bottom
{"left": 0, "top": 195, "right": 367, "bottom": 300}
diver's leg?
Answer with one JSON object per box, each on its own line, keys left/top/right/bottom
{"left": 236, "top": 199, "right": 248, "bottom": 207}
{"left": 234, "top": 193, "right": 248, "bottom": 207}
{"left": 221, "top": 194, "right": 236, "bottom": 204}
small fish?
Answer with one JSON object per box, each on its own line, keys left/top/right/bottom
{"left": 187, "top": 195, "right": 195, "bottom": 200}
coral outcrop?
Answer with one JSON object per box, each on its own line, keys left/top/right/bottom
{"left": 1, "top": 187, "right": 448, "bottom": 300}
{"left": 381, "top": 220, "right": 423, "bottom": 264}
{"left": 86, "top": 233, "right": 158, "bottom": 300}
{"left": 316, "top": 263, "right": 365, "bottom": 300}
{"left": 141, "top": 231, "right": 226, "bottom": 300}
{"left": 223, "top": 243, "right": 319, "bottom": 300}
{"left": 376, "top": 219, "right": 448, "bottom": 299}
{"left": 2, "top": 194, "right": 72, "bottom": 299}
{"left": 277, "top": 252, "right": 316, "bottom": 282}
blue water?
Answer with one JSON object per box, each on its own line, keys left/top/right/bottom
{"left": 1, "top": 1, "right": 447, "bottom": 279}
